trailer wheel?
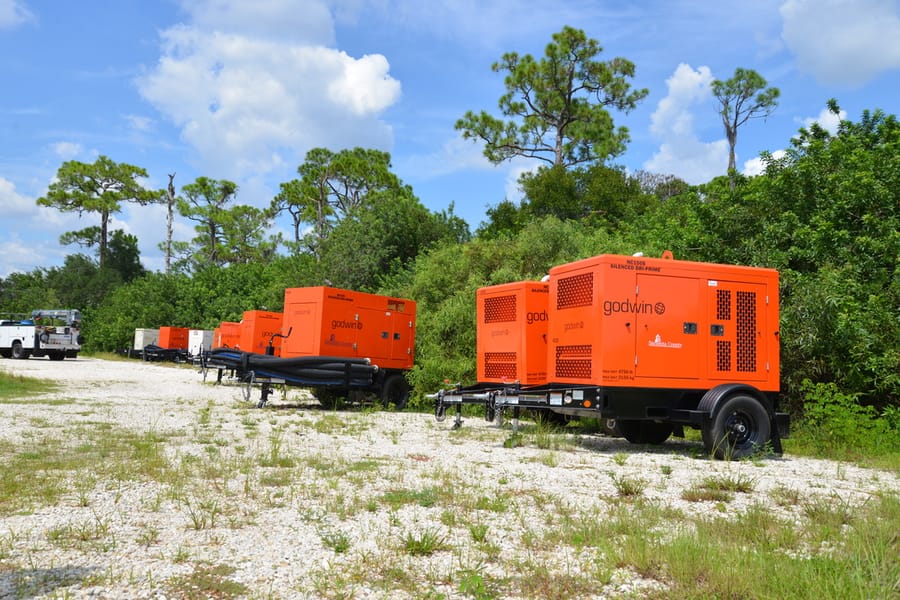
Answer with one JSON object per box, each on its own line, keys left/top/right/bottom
{"left": 617, "top": 420, "right": 673, "bottom": 445}
{"left": 381, "top": 374, "right": 409, "bottom": 411}
{"left": 11, "top": 341, "right": 28, "bottom": 360}
{"left": 703, "top": 393, "right": 770, "bottom": 460}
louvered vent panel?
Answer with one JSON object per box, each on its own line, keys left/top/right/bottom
{"left": 555, "top": 344, "right": 592, "bottom": 379}
{"left": 483, "top": 294, "right": 517, "bottom": 323}
{"left": 556, "top": 273, "right": 593, "bottom": 310}
{"left": 716, "top": 340, "right": 732, "bottom": 372}
{"left": 736, "top": 291, "right": 757, "bottom": 372}
{"left": 484, "top": 352, "right": 517, "bottom": 379}
{"left": 717, "top": 289, "right": 732, "bottom": 320}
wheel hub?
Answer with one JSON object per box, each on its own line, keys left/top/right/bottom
{"left": 725, "top": 412, "right": 752, "bottom": 444}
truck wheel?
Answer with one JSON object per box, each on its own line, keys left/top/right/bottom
{"left": 380, "top": 374, "right": 409, "bottom": 411}
{"left": 11, "top": 341, "right": 28, "bottom": 360}
{"left": 617, "top": 420, "right": 673, "bottom": 445}
{"left": 703, "top": 394, "right": 771, "bottom": 460}
{"left": 49, "top": 351, "right": 65, "bottom": 361}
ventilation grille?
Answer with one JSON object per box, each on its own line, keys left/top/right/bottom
{"left": 717, "top": 341, "right": 732, "bottom": 372}
{"left": 483, "top": 294, "right": 517, "bottom": 323}
{"left": 484, "top": 352, "right": 517, "bottom": 379}
{"left": 555, "top": 344, "right": 592, "bottom": 379}
{"left": 716, "top": 289, "right": 731, "bottom": 320}
{"left": 556, "top": 273, "right": 593, "bottom": 310}
{"left": 737, "top": 291, "right": 757, "bottom": 372}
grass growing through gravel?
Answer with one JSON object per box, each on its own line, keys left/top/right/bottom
{"left": 0, "top": 425, "right": 175, "bottom": 515}
{"left": 2, "top": 377, "right": 898, "bottom": 599}
{"left": 0, "top": 370, "right": 60, "bottom": 402}
{"left": 164, "top": 563, "right": 250, "bottom": 599}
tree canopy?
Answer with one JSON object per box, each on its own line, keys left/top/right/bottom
{"left": 455, "top": 26, "right": 648, "bottom": 167}
{"left": 274, "top": 147, "right": 408, "bottom": 259}
{"left": 175, "top": 177, "right": 278, "bottom": 270}
{"left": 36, "top": 155, "right": 158, "bottom": 268}
{"left": 711, "top": 68, "right": 780, "bottom": 184}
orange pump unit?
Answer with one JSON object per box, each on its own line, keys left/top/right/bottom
{"left": 281, "top": 286, "right": 416, "bottom": 371}
{"left": 213, "top": 322, "right": 241, "bottom": 348}
{"left": 158, "top": 326, "right": 189, "bottom": 350}
{"left": 238, "top": 310, "right": 284, "bottom": 356}
{"left": 476, "top": 281, "right": 549, "bottom": 386}
{"left": 548, "top": 253, "right": 779, "bottom": 393}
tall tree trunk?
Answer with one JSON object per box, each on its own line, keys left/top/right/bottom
{"left": 726, "top": 124, "right": 738, "bottom": 190}
{"left": 166, "top": 173, "right": 176, "bottom": 274}
{"left": 99, "top": 210, "right": 109, "bottom": 268}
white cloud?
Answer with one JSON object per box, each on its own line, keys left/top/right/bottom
{"left": 51, "top": 142, "right": 82, "bottom": 160}
{"left": 0, "top": 176, "right": 34, "bottom": 217}
{"left": 644, "top": 63, "right": 728, "bottom": 184}
{"left": 800, "top": 105, "right": 846, "bottom": 134}
{"left": 781, "top": 0, "right": 900, "bottom": 86}
{"left": 743, "top": 149, "right": 787, "bottom": 177}
{"left": 0, "top": 0, "right": 33, "bottom": 29}
{"left": 125, "top": 115, "right": 154, "bottom": 132}
{"left": 0, "top": 234, "right": 56, "bottom": 278}
{"left": 137, "top": 1, "right": 401, "bottom": 180}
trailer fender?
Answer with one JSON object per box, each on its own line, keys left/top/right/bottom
{"left": 697, "top": 384, "right": 773, "bottom": 417}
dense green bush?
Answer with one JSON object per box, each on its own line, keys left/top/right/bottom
{"left": 791, "top": 379, "right": 899, "bottom": 461}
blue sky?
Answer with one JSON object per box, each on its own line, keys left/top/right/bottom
{"left": 1, "top": 0, "right": 898, "bottom": 277}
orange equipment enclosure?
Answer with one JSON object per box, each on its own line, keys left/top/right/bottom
{"left": 214, "top": 321, "right": 241, "bottom": 349}
{"left": 476, "top": 281, "right": 549, "bottom": 386}
{"left": 281, "top": 287, "right": 416, "bottom": 371}
{"left": 548, "top": 254, "right": 780, "bottom": 392}
{"left": 238, "top": 310, "right": 284, "bottom": 356}
{"left": 158, "top": 326, "right": 189, "bottom": 350}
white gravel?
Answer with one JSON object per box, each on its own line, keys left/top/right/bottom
{"left": 0, "top": 356, "right": 896, "bottom": 599}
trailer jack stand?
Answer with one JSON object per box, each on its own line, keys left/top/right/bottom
{"left": 257, "top": 383, "right": 272, "bottom": 409}
{"left": 452, "top": 403, "right": 463, "bottom": 430}
{"left": 511, "top": 406, "right": 521, "bottom": 434}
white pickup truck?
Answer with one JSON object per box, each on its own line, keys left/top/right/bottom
{"left": 0, "top": 309, "right": 82, "bottom": 360}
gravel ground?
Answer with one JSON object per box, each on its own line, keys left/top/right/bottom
{"left": 0, "top": 356, "right": 897, "bottom": 599}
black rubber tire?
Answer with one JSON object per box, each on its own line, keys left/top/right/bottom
{"left": 48, "top": 351, "right": 65, "bottom": 361}
{"left": 617, "top": 419, "right": 673, "bottom": 445}
{"left": 11, "top": 341, "right": 27, "bottom": 360}
{"left": 702, "top": 394, "right": 771, "bottom": 459}
{"left": 380, "top": 374, "right": 409, "bottom": 411}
